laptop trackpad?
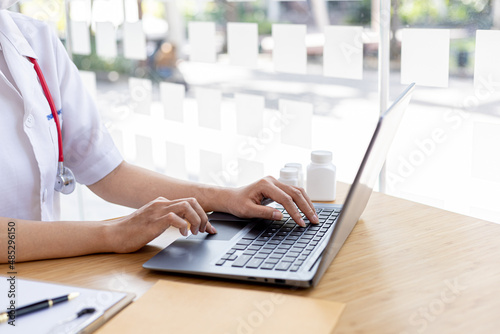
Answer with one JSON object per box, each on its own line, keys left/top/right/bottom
{"left": 187, "top": 220, "right": 247, "bottom": 241}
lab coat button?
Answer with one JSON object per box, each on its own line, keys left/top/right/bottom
{"left": 25, "top": 114, "right": 35, "bottom": 128}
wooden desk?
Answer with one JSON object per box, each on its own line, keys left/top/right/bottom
{"left": 3, "top": 183, "right": 500, "bottom": 333}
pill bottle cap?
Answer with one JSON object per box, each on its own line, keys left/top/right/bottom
{"left": 311, "top": 150, "right": 332, "bottom": 164}
{"left": 280, "top": 167, "right": 298, "bottom": 179}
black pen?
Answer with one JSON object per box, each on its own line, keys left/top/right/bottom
{"left": 0, "top": 292, "right": 79, "bottom": 323}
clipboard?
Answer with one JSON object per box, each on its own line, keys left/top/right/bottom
{"left": 0, "top": 277, "right": 134, "bottom": 334}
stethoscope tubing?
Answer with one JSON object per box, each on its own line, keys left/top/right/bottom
{"left": 28, "top": 57, "right": 64, "bottom": 163}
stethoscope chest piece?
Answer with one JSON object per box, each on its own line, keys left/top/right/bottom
{"left": 54, "top": 162, "right": 75, "bottom": 195}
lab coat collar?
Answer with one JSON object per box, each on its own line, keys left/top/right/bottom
{"left": 0, "top": 10, "right": 37, "bottom": 59}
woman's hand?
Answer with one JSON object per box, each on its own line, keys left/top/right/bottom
{"left": 105, "top": 197, "right": 216, "bottom": 253}
{"left": 221, "top": 176, "right": 319, "bottom": 227}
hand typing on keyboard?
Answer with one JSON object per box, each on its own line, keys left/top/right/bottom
{"left": 217, "top": 176, "right": 319, "bottom": 227}
{"left": 216, "top": 206, "right": 339, "bottom": 271}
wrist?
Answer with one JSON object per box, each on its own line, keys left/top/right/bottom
{"left": 100, "top": 219, "right": 120, "bottom": 253}
{"left": 198, "top": 185, "right": 234, "bottom": 213}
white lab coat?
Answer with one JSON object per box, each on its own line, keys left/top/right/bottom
{"left": 0, "top": 10, "right": 122, "bottom": 221}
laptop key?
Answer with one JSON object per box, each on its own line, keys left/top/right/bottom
{"left": 232, "top": 255, "right": 253, "bottom": 267}
{"left": 247, "top": 246, "right": 261, "bottom": 251}
{"left": 216, "top": 259, "right": 225, "bottom": 266}
{"left": 290, "top": 265, "right": 301, "bottom": 272}
{"left": 243, "top": 250, "right": 257, "bottom": 256}
{"left": 282, "top": 256, "right": 296, "bottom": 262}
{"left": 228, "top": 254, "right": 238, "bottom": 261}
{"left": 269, "top": 253, "right": 284, "bottom": 259}
{"left": 275, "top": 262, "right": 292, "bottom": 271}
{"left": 266, "top": 258, "right": 280, "bottom": 264}
{"left": 254, "top": 252, "right": 269, "bottom": 259}
{"left": 232, "top": 245, "right": 247, "bottom": 251}
{"left": 246, "top": 258, "right": 264, "bottom": 269}
{"left": 236, "top": 239, "right": 252, "bottom": 246}
{"left": 261, "top": 263, "right": 276, "bottom": 270}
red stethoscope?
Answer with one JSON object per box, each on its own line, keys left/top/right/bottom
{"left": 28, "top": 57, "right": 75, "bottom": 195}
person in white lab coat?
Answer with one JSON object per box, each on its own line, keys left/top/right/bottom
{"left": 0, "top": 4, "right": 319, "bottom": 263}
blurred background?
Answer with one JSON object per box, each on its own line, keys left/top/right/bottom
{"left": 9, "top": 0, "right": 500, "bottom": 224}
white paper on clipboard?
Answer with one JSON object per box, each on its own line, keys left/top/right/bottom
{"left": 0, "top": 277, "right": 133, "bottom": 334}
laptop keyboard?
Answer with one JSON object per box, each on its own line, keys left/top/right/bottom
{"left": 215, "top": 205, "right": 340, "bottom": 272}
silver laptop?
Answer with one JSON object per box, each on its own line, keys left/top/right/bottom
{"left": 144, "top": 83, "right": 415, "bottom": 288}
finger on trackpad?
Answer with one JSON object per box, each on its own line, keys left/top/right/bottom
{"left": 187, "top": 220, "right": 247, "bottom": 241}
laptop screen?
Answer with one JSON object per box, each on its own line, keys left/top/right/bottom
{"left": 312, "top": 83, "right": 415, "bottom": 286}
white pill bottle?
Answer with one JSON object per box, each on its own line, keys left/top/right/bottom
{"left": 284, "top": 163, "right": 304, "bottom": 188}
{"left": 278, "top": 167, "right": 299, "bottom": 187}
{"left": 306, "top": 150, "right": 336, "bottom": 201}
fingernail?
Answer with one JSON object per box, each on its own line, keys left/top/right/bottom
{"left": 272, "top": 211, "right": 283, "bottom": 221}
{"left": 313, "top": 214, "right": 320, "bottom": 223}
{"left": 300, "top": 218, "right": 306, "bottom": 227}
{"left": 211, "top": 226, "right": 217, "bottom": 234}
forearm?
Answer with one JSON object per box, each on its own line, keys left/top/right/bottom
{"left": 0, "top": 217, "right": 111, "bottom": 263}
{"left": 88, "top": 161, "right": 232, "bottom": 212}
